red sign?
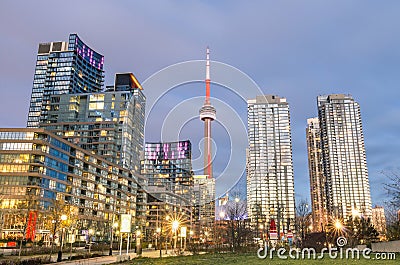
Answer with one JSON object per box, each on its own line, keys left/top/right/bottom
{"left": 269, "top": 219, "right": 278, "bottom": 240}
{"left": 7, "top": 242, "right": 16, "bottom": 247}
{"left": 25, "top": 211, "right": 38, "bottom": 241}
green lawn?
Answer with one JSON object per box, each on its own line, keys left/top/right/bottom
{"left": 126, "top": 252, "right": 399, "bottom": 265}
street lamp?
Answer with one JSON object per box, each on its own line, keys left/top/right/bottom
{"left": 57, "top": 214, "right": 68, "bottom": 262}
{"left": 156, "top": 227, "right": 161, "bottom": 253}
{"left": 136, "top": 229, "right": 142, "bottom": 257}
{"left": 172, "top": 220, "right": 180, "bottom": 251}
{"left": 110, "top": 222, "right": 118, "bottom": 256}
{"left": 88, "top": 229, "right": 94, "bottom": 254}
{"left": 334, "top": 220, "right": 343, "bottom": 230}
{"left": 165, "top": 216, "right": 170, "bottom": 254}
{"left": 218, "top": 211, "right": 225, "bottom": 249}
{"left": 219, "top": 211, "right": 225, "bottom": 220}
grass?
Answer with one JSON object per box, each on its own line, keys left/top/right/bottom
{"left": 124, "top": 252, "right": 399, "bottom": 265}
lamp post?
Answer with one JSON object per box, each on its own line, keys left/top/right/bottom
{"left": 110, "top": 222, "right": 118, "bottom": 255}
{"left": 172, "top": 220, "right": 179, "bottom": 252}
{"left": 68, "top": 227, "right": 75, "bottom": 261}
{"left": 136, "top": 229, "right": 141, "bottom": 257}
{"left": 165, "top": 216, "right": 170, "bottom": 254}
{"left": 156, "top": 227, "right": 161, "bottom": 257}
{"left": 57, "top": 214, "right": 67, "bottom": 262}
{"left": 189, "top": 230, "right": 193, "bottom": 243}
{"left": 88, "top": 229, "right": 94, "bottom": 254}
{"left": 219, "top": 211, "right": 225, "bottom": 250}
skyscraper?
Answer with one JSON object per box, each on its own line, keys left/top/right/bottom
{"left": 142, "top": 140, "right": 193, "bottom": 199}
{"left": 27, "top": 34, "right": 104, "bottom": 128}
{"left": 141, "top": 141, "right": 194, "bottom": 242}
{"left": 193, "top": 174, "right": 215, "bottom": 241}
{"left": 306, "top": 117, "right": 327, "bottom": 231}
{"left": 247, "top": 95, "right": 296, "bottom": 236}
{"left": 40, "top": 73, "right": 145, "bottom": 174}
{"left": 317, "top": 94, "right": 372, "bottom": 219}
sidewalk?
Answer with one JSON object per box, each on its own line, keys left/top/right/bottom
{"left": 46, "top": 249, "right": 179, "bottom": 265}
{"left": 48, "top": 251, "right": 136, "bottom": 265}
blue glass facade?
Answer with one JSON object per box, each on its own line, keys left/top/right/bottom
{"left": 0, "top": 128, "right": 138, "bottom": 242}
{"left": 27, "top": 34, "right": 104, "bottom": 128}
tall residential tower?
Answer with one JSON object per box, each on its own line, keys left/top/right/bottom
{"left": 27, "top": 34, "right": 104, "bottom": 127}
{"left": 317, "top": 94, "right": 372, "bottom": 219}
{"left": 247, "top": 95, "right": 296, "bottom": 237}
{"left": 306, "top": 117, "right": 327, "bottom": 231}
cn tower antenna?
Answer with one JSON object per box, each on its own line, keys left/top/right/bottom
{"left": 206, "top": 46, "right": 210, "bottom": 103}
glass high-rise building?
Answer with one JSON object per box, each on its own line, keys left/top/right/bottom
{"left": 0, "top": 128, "right": 137, "bottom": 243}
{"left": 317, "top": 94, "right": 372, "bottom": 219}
{"left": 193, "top": 174, "right": 215, "bottom": 242}
{"left": 247, "top": 95, "right": 296, "bottom": 236}
{"left": 306, "top": 117, "right": 327, "bottom": 231}
{"left": 40, "top": 73, "right": 145, "bottom": 174}
{"left": 141, "top": 141, "right": 194, "bottom": 242}
{"left": 27, "top": 34, "right": 104, "bottom": 128}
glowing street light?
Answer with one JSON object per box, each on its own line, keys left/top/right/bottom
{"left": 136, "top": 229, "right": 142, "bottom": 257}
{"left": 219, "top": 211, "right": 225, "bottom": 219}
{"left": 352, "top": 209, "right": 361, "bottom": 218}
{"left": 172, "top": 220, "right": 179, "bottom": 231}
{"left": 57, "top": 214, "right": 68, "bottom": 262}
{"left": 172, "top": 220, "right": 180, "bottom": 251}
{"left": 334, "top": 220, "right": 343, "bottom": 230}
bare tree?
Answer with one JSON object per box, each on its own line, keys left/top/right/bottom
{"left": 295, "top": 199, "right": 311, "bottom": 243}
{"left": 222, "top": 197, "right": 250, "bottom": 252}
{"left": 44, "top": 199, "right": 77, "bottom": 261}
{"left": 383, "top": 170, "right": 400, "bottom": 207}
{"left": 383, "top": 170, "right": 400, "bottom": 241}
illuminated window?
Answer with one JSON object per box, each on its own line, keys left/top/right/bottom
{"left": 65, "top": 131, "right": 74, "bottom": 137}
{"left": 89, "top": 94, "right": 104, "bottom": 101}
{"left": 89, "top": 102, "right": 104, "bottom": 110}
{"left": 70, "top": 96, "right": 80, "bottom": 104}
{"left": 69, "top": 104, "right": 79, "bottom": 111}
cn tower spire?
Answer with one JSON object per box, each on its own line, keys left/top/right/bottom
{"left": 206, "top": 47, "right": 210, "bottom": 103}
{"left": 199, "top": 47, "right": 216, "bottom": 179}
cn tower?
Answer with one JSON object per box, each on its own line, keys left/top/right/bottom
{"left": 199, "top": 47, "right": 216, "bottom": 179}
